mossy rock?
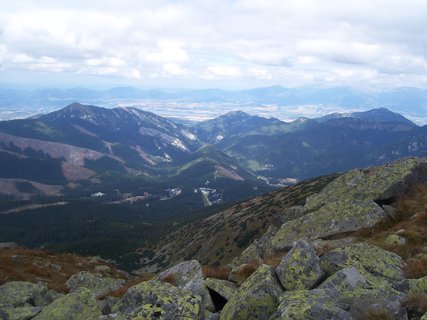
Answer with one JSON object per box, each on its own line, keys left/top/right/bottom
{"left": 320, "top": 243, "right": 405, "bottom": 285}
{"left": 221, "top": 264, "right": 283, "bottom": 320}
{"left": 205, "top": 278, "right": 238, "bottom": 301}
{"left": 421, "top": 311, "right": 427, "bottom": 320}
{"left": 271, "top": 289, "right": 353, "bottom": 320}
{"left": 33, "top": 288, "right": 101, "bottom": 320}
{"left": 66, "top": 271, "right": 125, "bottom": 298}
{"left": 0, "top": 281, "right": 47, "bottom": 308}
{"left": 113, "top": 280, "right": 203, "bottom": 319}
{"left": 0, "top": 306, "right": 41, "bottom": 320}
{"left": 408, "top": 276, "right": 427, "bottom": 294}
{"left": 154, "top": 260, "right": 214, "bottom": 311}
{"left": 275, "top": 239, "right": 323, "bottom": 291}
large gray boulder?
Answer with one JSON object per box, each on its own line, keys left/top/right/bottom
{"left": 154, "top": 260, "right": 215, "bottom": 311}
{"left": 0, "top": 281, "right": 47, "bottom": 308}
{"left": 66, "top": 271, "right": 125, "bottom": 298}
{"left": 205, "top": 278, "right": 238, "bottom": 301}
{"left": 113, "top": 280, "right": 203, "bottom": 319}
{"left": 271, "top": 289, "right": 353, "bottom": 320}
{"left": 275, "top": 239, "right": 323, "bottom": 290}
{"left": 221, "top": 264, "right": 283, "bottom": 320}
{"left": 34, "top": 288, "right": 101, "bottom": 320}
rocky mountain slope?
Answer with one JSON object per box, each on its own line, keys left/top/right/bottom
{"left": 2, "top": 157, "right": 427, "bottom": 319}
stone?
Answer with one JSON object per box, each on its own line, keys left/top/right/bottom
{"left": 0, "top": 306, "right": 41, "bottom": 320}
{"left": 421, "top": 311, "right": 427, "bottom": 320}
{"left": 320, "top": 243, "right": 406, "bottom": 284}
{"left": 384, "top": 234, "right": 407, "bottom": 246}
{"left": 65, "top": 271, "right": 125, "bottom": 298}
{"left": 271, "top": 289, "right": 353, "bottom": 320}
{"left": 155, "top": 260, "right": 214, "bottom": 311}
{"left": 95, "top": 265, "right": 111, "bottom": 272}
{"left": 205, "top": 278, "right": 238, "bottom": 301}
{"left": 113, "top": 280, "right": 203, "bottom": 319}
{"left": 33, "top": 288, "right": 101, "bottom": 320}
{"left": 0, "top": 281, "right": 47, "bottom": 308}
{"left": 407, "top": 276, "right": 427, "bottom": 294}
{"left": 275, "top": 239, "right": 323, "bottom": 291}
{"left": 383, "top": 205, "right": 398, "bottom": 220}
{"left": 318, "top": 267, "right": 369, "bottom": 293}
{"left": 220, "top": 264, "right": 283, "bottom": 320}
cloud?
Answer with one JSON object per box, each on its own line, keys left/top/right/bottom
{"left": 1, "top": 0, "right": 427, "bottom": 88}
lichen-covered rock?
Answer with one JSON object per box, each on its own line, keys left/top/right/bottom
{"left": 269, "top": 158, "right": 427, "bottom": 252}
{"left": 0, "top": 306, "right": 41, "bottom": 320}
{"left": 271, "top": 289, "right": 353, "bottom": 320}
{"left": 407, "top": 276, "right": 427, "bottom": 294}
{"left": 333, "top": 287, "right": 407, "bottom": 320}
{"left": 320, "top": 243, "right": 405, "bottom": 286}
{"left": 154, "top": 260, "right": 214, "bottom": 311}
{"left": 205, "top": 278, "right": 238, "bottom": 301}
{"left": 0, "top": 281, "right": 47, "bottom": 308}
{"left": 318, "top": 267, "right": 369, "bottom": 293}
{"left": 304, "top": 157, "right": 427, "bottom": 211}
{"left": 271, "top": 200, "right": 387, "bottom": 251}
{"left": 113, "top": 280, "right": 203, "bottom": 319}
{"left": 421, "top": 311, "right": 427, "bottom": 320}
{"left": 34, "top": 288, "right": 101, "bottom": 320}
{"left": 275, "top": 239, "right": 323, "bottom": 290}
{"left": 384, "top": 234, "right": 407, "bottom": 246}
{"left": 66, "top": 271, "right": 125, "bottom": 298}
{"left": 205, "top": 310, "right": 221, "bottom": 320}
{"left": 221, "top": 264, "right": 283, "bottom": 320}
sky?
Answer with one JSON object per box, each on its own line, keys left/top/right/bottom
{"left": 1, "top": 0, "right": 427, "bottom": 89}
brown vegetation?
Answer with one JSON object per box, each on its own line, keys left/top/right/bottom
{"left": 361, "top": 305, "right": 394, "bottom": 320}
{"left": 402, "top": 292, "right": 427, "bottom": 318}
{"left": 404, "top": 257, "right": 427, "bottom": 279}
{"left": 236, "top": 260, "right": 261, "bottom": 280}
{"left": 160, "top": 273, "right": 176, "bottom": 285}
{"left": 0, "top": 246, "right": 127, "bottom": 293}
{"left": 202, "top": 266, "right": 230, "bottom": 280}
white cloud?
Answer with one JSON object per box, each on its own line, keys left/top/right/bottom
{"left": 1, "top": 0, "right": 427, "bottom": 88}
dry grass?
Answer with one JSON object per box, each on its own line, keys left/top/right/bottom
{"left": 236, "top": 260, "right": 261, "bottom": 280}
{"left": 202, "top": 266, "right": 230, "bottom": 280}
{"left": 315, "top": 243, "right": 334, "bottom": 256}
{"left": 0, "top": 246, "right": 127, "bottom": 293}
{"left": 160, "top": 273, "right": 176, "bottom": 285}
{"left": 361, "top": 305, "right": 394, "bottom": 320}
{"left": 262, "top": 254, "right": 283, "bottom": 267}
{"left": 404, "top": 257, "right": 427, "bottom": 279}
{"left": 402, "top": 292, "right": 427, "bottom": 318}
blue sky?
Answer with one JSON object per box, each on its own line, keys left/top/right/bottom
{"left": 1, "top": 0, "right": 427, "bottom": 89}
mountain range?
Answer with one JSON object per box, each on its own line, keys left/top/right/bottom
{"left": 0, "top": 103, "right": 426, "bottom": 201}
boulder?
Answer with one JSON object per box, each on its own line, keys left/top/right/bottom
{"left": 275, "top": 239, "right": 323, "bottom": 290}
{"left": 220, "top": 264, "right": 283, "bottom": 320}
{"left": 205, "top": 278, "right": 238, "bottom": 301}
{"left": 34, "top": 288, "right": 101, "bottom": 320}
{"left": 154, "top": 260, "right": 214, "bottom": 311}
{"left": 320, "top": 243, "right": 406, "bottom": 285}
{"left": 0, "top": 306, "right": 41, "bottom": 320}
{"left": 318, "top": 267, "right": 369, "bottom": 293}
{"left": 271, "top": 289, "right": 353, "bottom": 320}
{"left": 113, "top": 280, "right": 203, "bottom": 319}
{"left": 0, "top": 281, "right": 47, "bottom": 308}
{"left": 422, "top": 312, "right": 427, "bottom": 320}
{"left": 66, "top": 271, "right": 125, "bottom": 298}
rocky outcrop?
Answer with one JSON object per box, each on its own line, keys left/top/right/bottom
{"left": 205, "top": 278, "right": 238, "bottom": 301}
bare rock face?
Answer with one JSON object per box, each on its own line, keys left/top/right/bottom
{"left": 275, "top": 239, "right": 323, "bottom": 291}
